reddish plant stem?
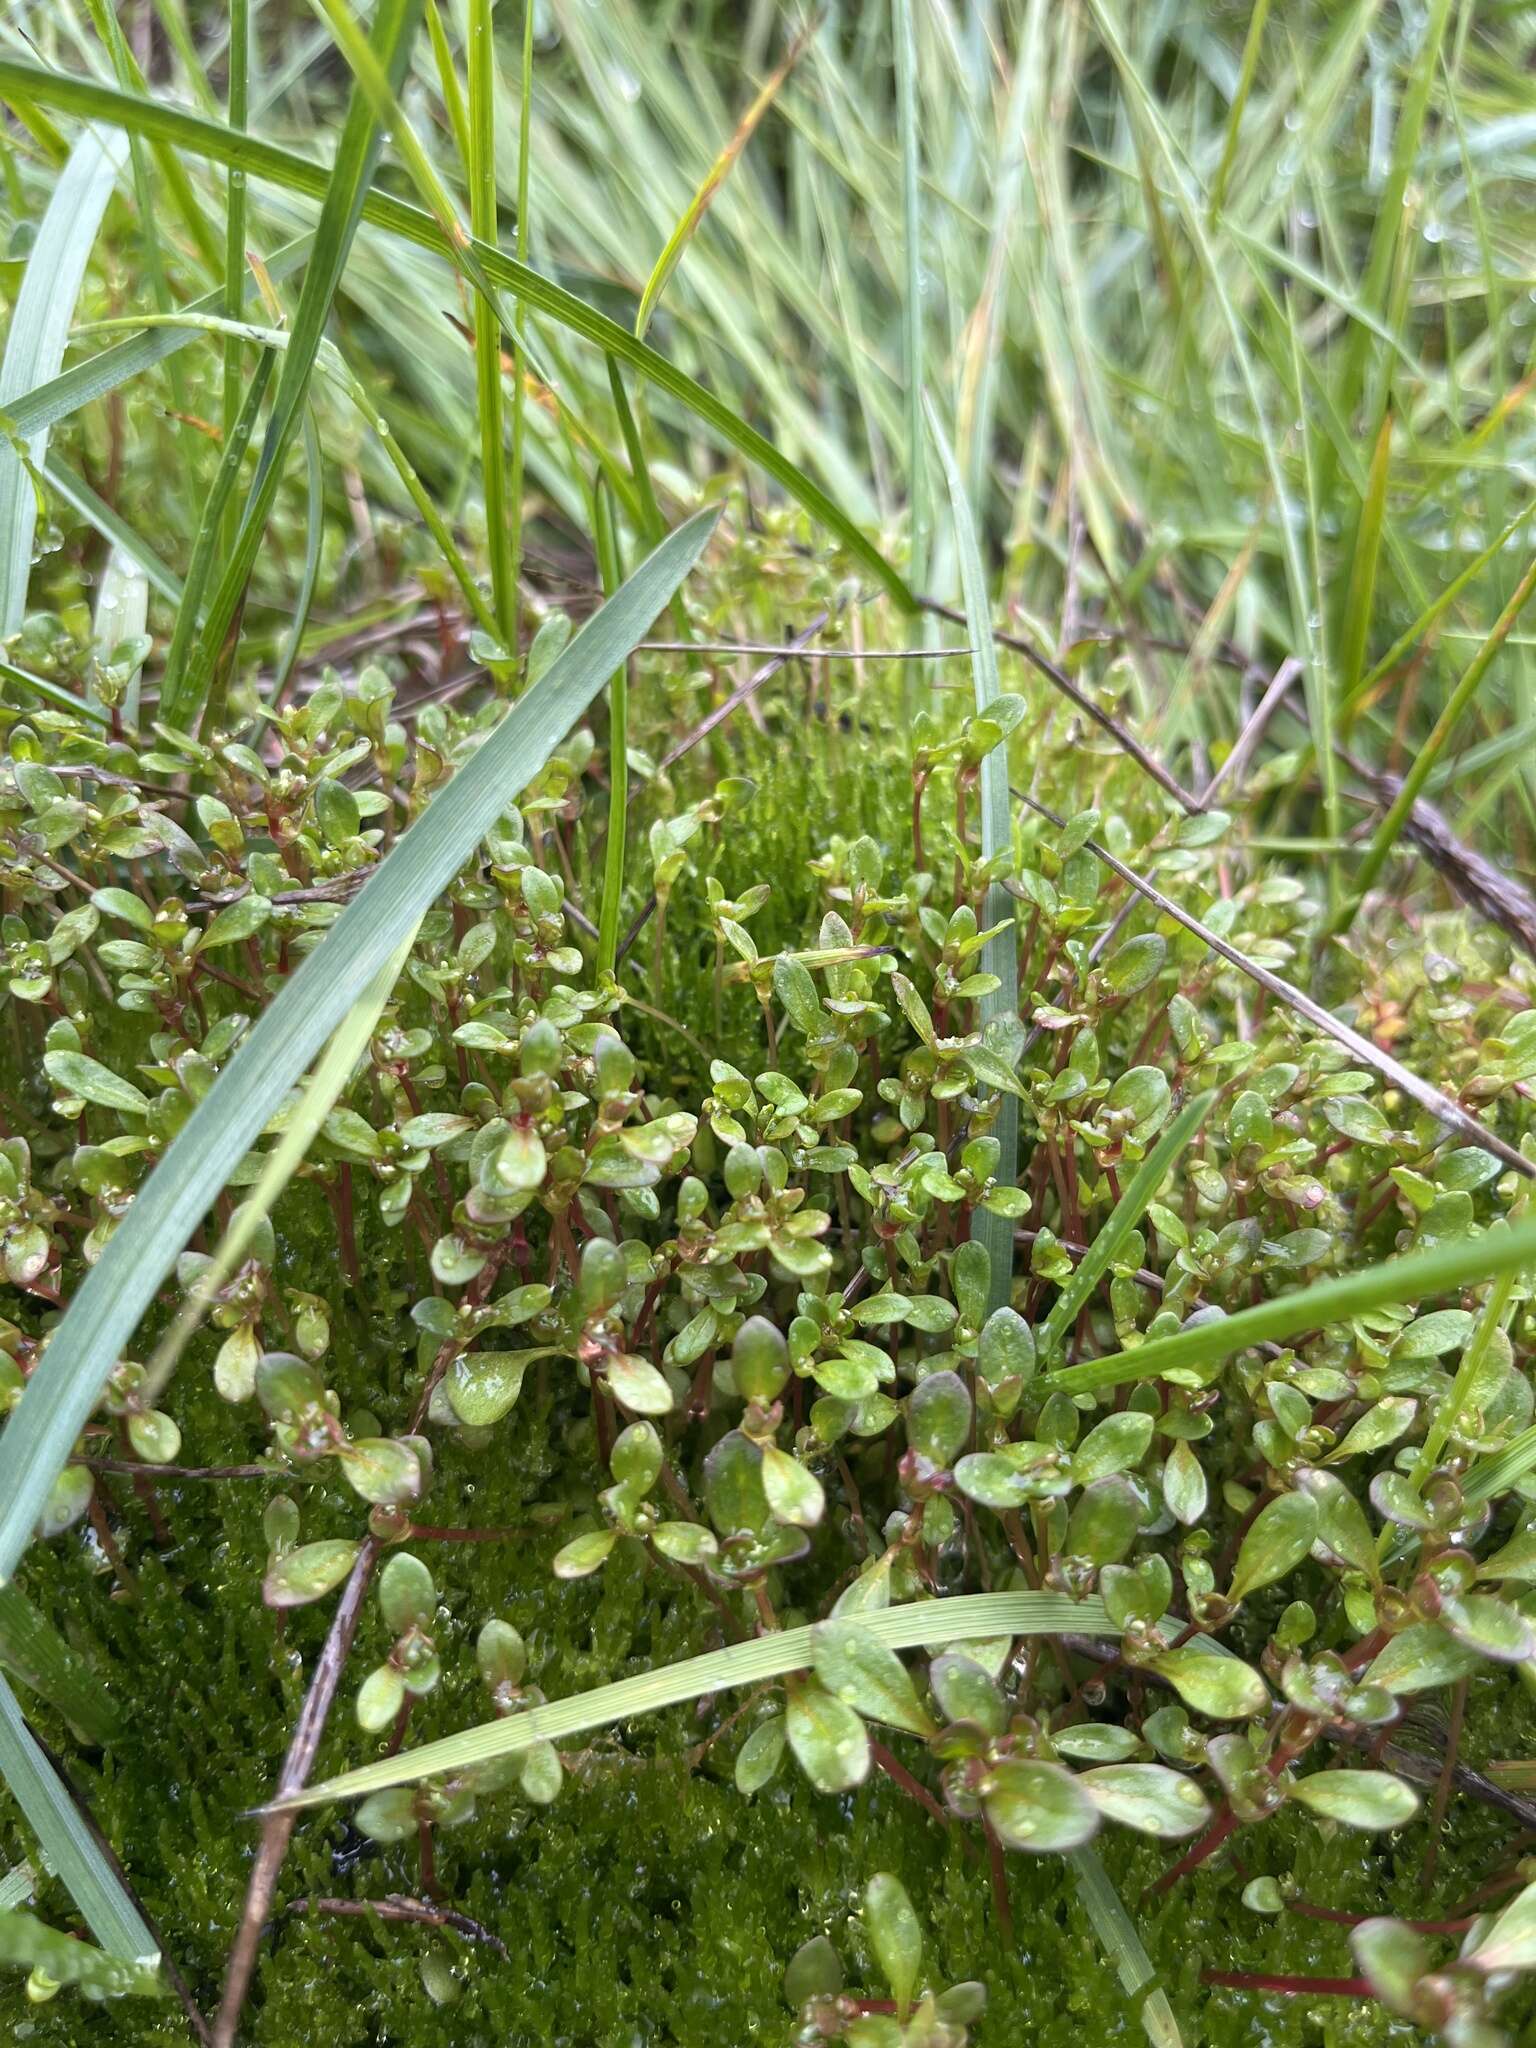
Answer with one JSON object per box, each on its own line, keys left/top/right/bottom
{"left": 1204, "top": 1972, "right": 1372, "bottom": 1998}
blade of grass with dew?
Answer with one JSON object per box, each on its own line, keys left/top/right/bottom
{"left": 1337, "top": 547, "right": 1536, "bottom": 923}
{"left": 468, "top": 0, "right": 514, "bottom": 649}
{"left": 0, "top": 504, "right": 721, "bottom": 1589}
{"left": 608, "top": 356, "right": 666, "bottom": 547}
{"left": 1067, "top": 1847, "right": 1184, "bottom": 2048}
{"left": 1041, "top": 1213, "right": 1536, "bottom": 1400}
{"left": 0, "top": 1587, "right": 119, "bottom": 1745}
{"left": 142, "top": 931, "right": 418, "bottom": 1406}
{"left": 593, "top": 480, "right": 627, "bottom": 980}
{"left": 0, "top": 655, "right": 110, "bottom": 724}
{"left": 633, "top": 15, "right": 812, "bottom": 343}
{"left": 0, "top": 122, "right": 126, "bottom": 634}
{"left": 930, "top": 406, "right": 1016, "bottom": 1314}
{"left": 0, "top": 1673, "right": 155, "bottom": 1964}
{"left": 0, "top": 1862, "right": 31, "bottom": 1914}
{"left": 1038, "top": 1092, "right": 1215, "bottom": 1361}
{"left": 276, "top": 1591, "right": 1116, "bottom": 1809}
{"left": 157, "top": 346, "right": 275, "bottom": 708}
{"left": 159, "top": 0, "right": 427, "bottom": 732}
{"left": 0, "top": 58, "right": 912, "bottom": 610}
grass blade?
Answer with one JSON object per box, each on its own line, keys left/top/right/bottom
{"left": 930, "top": 405, "right": 1016, "bottom": 1314}
{"left": 1341, "top": 547, "right": 1536, "bottom": 917}
{"left": 276, "top": 1591, "right": 1116, "bottom": 1809}
{"left": 467, "top": 0, "right": 514, "bottom": 647}
{"left": 1068, "top": 1847, "right": 1184, "bottom": 2048}
{"left": 895, "top": 0, "right": 927, "bottom": 588}
{"left": 1038, "top": 1091, "right": 1215, "bottom": 1360}
{"left": 159, "top": 0, "right": 426, "bottom": 730}
{"left": 1335, "top": 410, "right": 1392, "bottom": 720}
{"left": 0, "top": 504, "right": 721, "bottom": 1589}
{"left": 0, "top": 122, "right": 126, "bottom": 633}
{"left": 0, "top": 1587, "right": 118, "bottom": 1745}
{"left": 633, "top": 17, "right": 811, "bottom": 342}
{"left": 1041, "top": 1213, "right": 1536, "bottom": 1400}
{"left": 0, "top": 1673, "right": 155, "bottom": 1963}
{"left": 0, "top": 58, "right": 911, "bottom": 609}
{"left": 593, "top": 480, "right": 628, "bottom": 979}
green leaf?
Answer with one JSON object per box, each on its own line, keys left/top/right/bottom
{"left": 339, "top": 1437, "right": 422, "bottom": 1507}
{"left": 1073, "top": 1411, "right": 1154, "bottom": 1485}
{"left": 1152, "top": 1647, "right": 1269, "bottom": 1721}
{"left": 0, "top": 125, "right": 128, "bottom": 634}
{"left": 907, "top": 1370, "right": 972, "bottom": 1468}
{"left": 1351, "top": 1918, "right": 1430, "bottom": 2013}
{"left": 378, "top": 1552, "right": 435, "bottom": 1633}
{"left": 1289, "top": 1770, "right": 1419, "bottom": 1831}
{"left": 784, "top": 1933, "right": 843, "bottom": 2006}
{"left": 761, "top": 1444, "right": 825, "bottom": 1529}
{"left": 1466, "top": 1879, "right": 1536, "bottom": 1973}
{"left": 733, "top": 1715, "right": 786, "bottom": 1795}
{"left": 262, "top": 1539, "right": 360, "bottom": 1609}
{"left": 42, "top": 1050, "right": 148, "bottom": 1116}
{"left": 604, "top": 1352, "right": 674, "bottom": 1417}
{"left": 786, "top": 1680, "right": 871, "bottom": 1792}
{"left": 552, "top": 1530, "right": 617, "bottom": 1580}
{"left": 981, "top": 1759, "right": 1099, "bottom": 1853}
{"left": 0, "top": 506, "right": 721, "bottom": 1588}
{"left": 1162, "top": 1440, "right": 1208, "bottom": 1527}
{"left": 864, "top": 1873, "right": 922, "bottom": 2020}
{"left": 954, "top": 1453, "right": 1031, "bottom": 1511}
{"left": 1363, "top": 1624, "right": 1482, "bottom": 1695}
{"left": 810, "top": 1624, "right": 936, "bottom": 1738}
{"left": 1079, "top": 1764, "right": 1211, "bottom": 1839}
{"left": 446, "top": 1349, "right": 552, "bottom": 1428}
{"left": 1228, "top": 1491, "right": 1319, "bottom": 1602}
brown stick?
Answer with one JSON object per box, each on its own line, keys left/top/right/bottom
{"left": 286, "top": 1893, "right": 508, "bottom": 1957}
{"left": 211, "top": 1538, "right": 381, "bottom": 2048}
{"left": 657, "top": 613, "right": 828, "bottom": 770}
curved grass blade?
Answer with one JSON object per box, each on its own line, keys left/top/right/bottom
{"left": 1042, "top": 1213, "right": 1536, "bottom": 1400}
{"left": 0, "top": 504, "right": 721, "bottom": 1589}
{"left": 40, "top": 452, "right": 183, "bottom": 605}
{"left": 930, "top": 406, "right": 1016, "bottom": 1314}
{"left": 275, "top": 1591, "right": 1115, "bottom": 1809}
{"left": 1038, "top": 1092, "right": 1215, "bottom": 1361}
{"left": 0, "top": 58, "right": 911, "bottom": 610}
{"left": 633, "top": 16, "right": 813, "bottom": 342}
{"left": 0, "top": 122, "right": 127, "bottom": 633}
{"left": 467, "top": 0, "right": 514, "bottom": 646}
{"left": 0, "top": 1673, "right": 155, "bottom": 1964}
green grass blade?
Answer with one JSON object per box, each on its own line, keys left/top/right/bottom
{"left": 1334, "top": 410, "right": 1393, "bottom": 720}
{"left": 272, "top": 404, "right": 325, "bottom": 703}
{"left": 467, "top": 0, "right": 514, "bottom": 647}
{"left": 1, "top": 237, "right": 311, "bottom": 444}
{"left": 0, "top": 58, "right": 911, "bottom": 609}
{"left": 0, "top": 1673, "right": 155, "bottom": 1963}
{"left": 1068, "top": 1847, "right": 1184, "bottom": 2048}
{"left": 159, "top": 0, "right": 426, "bottom": 730}
{"left": 0, "top": 504, "right": 721, "bottom": 1589}
{"left": 157, "top": 345, "right": 275, "bottom": 708}
{"left": 0, "top": 122, "right": 126, "bottom": 634}
{"left": 0, "top": 1587, "right": 118, "bottom": 1745}
{"left": 1342, "top": 547, "right": 1536, "bottom": 915}
{"left": 1205, "top": 0, "right": 1270, "bottom": 223}
{"left": 1038, "top": 1091, "right": 1215, "bottom": 1360}
{"left": 895, "top": 0, "right": 927, "bottom": 588}
{"left": 593, "top": 479, "right": 627, "bottom": 980}
{"left": 1042, "top": 1214, "right": 1536, "bottom": 1400}
{"left": 277, "top": 1591, "right": 1115, "bottom": 1809}
{"left": 39, "top": 452, "right": 183, "bottom": 605}
{"left": 930, "top": 406, "right": 1016, "bottom": 1314}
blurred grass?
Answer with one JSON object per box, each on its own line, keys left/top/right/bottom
{"left": 2, "top": 0, "right": 1533, "bottom": 854}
